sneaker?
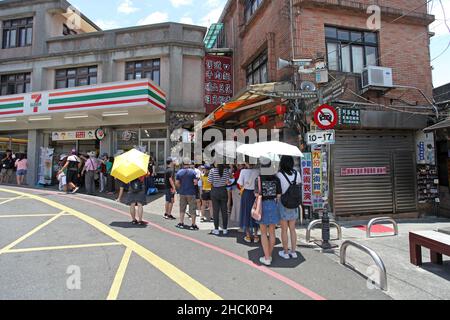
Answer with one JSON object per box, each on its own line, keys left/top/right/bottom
{"left": 253, "top": 236, "right": 260, "bottom": 243}
{"left": 212, "top": 229, "right": 220, "bottom": 235}
{"left": 189, "top": 225, "right": 199, "bottom": 231}
{"left": 244, "top": 235, "right": 252, "bottom": 243}
{"left": 131, "top": 220, "right": 138, "bottom": 225}
{"left": 138, "top": 221, "right": 147, "bottom": 226}
{"left": 176, "top": 223, "right": 185, "bottom": 229}
{"left": 163, "top": 214, "right": 170, "bottom": 220}
{"left": 71, "top": 187, "right": 79, "bottom": 194}
{"left": 289, "top": 250, "right": 298, "bottom": 259}
{"left": 222, "top": 229, "right": 228, "bottom": 235}
{"left": 168, "top": 215, "right": 176, "bottom": 220}
{"left": 278, "top": 250, "right": 290, "bottom": 260}
{"left": 259, "top": 257, "right": 271, "bottom": 266}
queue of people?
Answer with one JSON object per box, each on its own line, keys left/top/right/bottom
{"left": 0, "top": 150, "right": 28, "bottom": 186}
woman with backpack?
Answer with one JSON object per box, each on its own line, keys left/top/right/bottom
{"left": 276, "top": 155, "right": 302, "bottom": 259}
{"left": 255, "top": 159, "right": 282, "bottom": 266}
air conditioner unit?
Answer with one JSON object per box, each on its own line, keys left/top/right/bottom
{"left": 361, "top": 66, "right": 393, "bottom": 89}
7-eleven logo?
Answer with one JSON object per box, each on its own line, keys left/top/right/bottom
{"left": 31, "top": 93, "right": 42, "bottom": 113}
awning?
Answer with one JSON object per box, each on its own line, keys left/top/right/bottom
{"left": 423, "top": 118, "right": 450, "bottom": 132}
{"left": 0, "top": 79, "right": 166, "bottom": 130}
{"left": 197, "top": 82, "right": 292, "bottom": 130}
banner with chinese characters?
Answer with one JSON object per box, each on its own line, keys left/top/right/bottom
{"left": 312, "top": 150, "right": 322, "bottom": 195}
{"left": 415, "top": 131, "right": 435, "bottom": 165}
{"left": 341, "top": 167, "right": 387, "bottom": 176}
{"left": 338, "top": 107, "right": 361, "bottom": 126}
{"left": 301, "top": 153, "right": 312, "bottom": 206}
{"left": 204, "top": 55, "right": 233, "bottom": 114}
{"left": 52, "top": 130, "right": 96, "bottom": 141}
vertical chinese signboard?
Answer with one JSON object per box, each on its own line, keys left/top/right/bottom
{"left": 312, "top": 149, "right": 324, "bottom": 211}
{"left": 204, "top": 55, "right": 233, "bottom": 114}
{"left": 301, "top": 153, "right": 312, "bottom": 206}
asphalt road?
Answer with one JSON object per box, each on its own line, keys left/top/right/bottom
{"left": 0, "top": 186, "right": 390, "bottom": 300}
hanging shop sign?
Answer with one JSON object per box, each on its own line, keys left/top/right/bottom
{"left": 51, "top": 130, "right": 96, "bottom": 141}
{"left": 340, "top": 167, "right": 388, "bottom": 176}
{"left": 415, "top": 131, "right": 435, "bottom": 165}
{"left": 306, "top": 130, "right": 335, "bottom": 145}
{"left": 301, "top": 153, "right": 312, "bottom": 206}
{"left": 95, "top": 128, "right": 105, "bottom": 141}
{"left": 204, "top": 55, "right": 233, "bottom": 114}
{"left": 314, "top": 104, "right": 338, "bottom": 130}
{"left": 338, "top": 107, "right": 361, "bottom": 126}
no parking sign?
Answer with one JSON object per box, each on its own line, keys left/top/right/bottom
{"left": 314, "top": 104, "right": 338, "bottom": 130}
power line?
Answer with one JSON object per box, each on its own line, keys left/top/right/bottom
{"left": 431, "top": 0, "right": 450, "bottom": 61}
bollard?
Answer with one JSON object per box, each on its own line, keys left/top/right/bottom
{"left": 321, "top": 207, "right": 331, "bottom": 249}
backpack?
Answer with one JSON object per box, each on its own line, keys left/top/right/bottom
{"left": 130, "top": 178, "right": 143, "bottom": 193}
{"left": 280, "top": 170, "right": 302, "bottom": 209}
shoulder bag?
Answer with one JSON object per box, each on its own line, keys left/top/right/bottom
{"left": 251, "top": 176, "right": 262, "bottom": 221}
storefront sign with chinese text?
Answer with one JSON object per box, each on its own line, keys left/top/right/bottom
{"left": 301, "top": 153, "right": 312, "bottom": 206}
{"left": 51, "top": 130, "right": 96, "bottom": 141}
{"left": 338, "top": 107, "right": 361, "bottom": 126}
{"left": 312, "top": 150, "right": 322, "bottom": 195}
{"left": 415, "top": 131, "right": 435, "bottom": 165}
{"left": 204, "top": 55, "right": 233, "bottom": 114}
{"left": 340, "top": 167, "right": 387, "bottom": 176}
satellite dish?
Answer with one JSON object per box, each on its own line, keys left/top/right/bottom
{"left": 277, "top": 58, "right": 291, "bottom": 70}
{"left": 300, "top": 81, "right": 316, "bottom": 92}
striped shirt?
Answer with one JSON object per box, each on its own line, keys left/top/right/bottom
{"left": 208, "top": 168, "right": 231, "bottom": 188}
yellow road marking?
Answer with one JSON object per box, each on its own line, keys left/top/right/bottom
{"left": 107, "top": 247, "right": 133, "bottom": 300}
{"left": 0, "top": 211, "right": 65, "bottom": 255}
{"left": 0, "top": 188, "right": 222, "bottom": 300}
{"left": 0, "top": 196, "right": 24, "bottom": 205}
{"left": 4, "top": 242, "right": 122, "bottom": 254}
{"left": 0, "top": 213, "right": 71, "bottom": 218}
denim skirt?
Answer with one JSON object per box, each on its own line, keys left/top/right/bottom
{"left": 258, "top": 199, "right": 281, "bottom": 226}
{"left": 278, "top": 203, "right": 299, "bottom": 221}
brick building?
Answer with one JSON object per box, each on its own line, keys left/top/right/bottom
{"left": 203, "top": 0, "right": 438, "bottom": 219}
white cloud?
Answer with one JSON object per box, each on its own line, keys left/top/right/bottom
{"left": 170, "top": 0, "right": 193, "bottom": 8}
{"left": 198, "top": 7, "right": 223, "bottom": 27}
{"left": 94, "top": 19, "right": 122, "bottom": 30}
{"left": 137, "top": 12, "right": 169, "bottom": 25}
{"left": 429, "top": 0, "right": 450, "bottom": 37}
{"left": 206, "top": 0, "right": 227, "bottom": 8}
{"left": 180, "top": 16, "right": 194, "bottom": 25}
{"left": 118, "top": 0, "right": 139, "bottom": 14}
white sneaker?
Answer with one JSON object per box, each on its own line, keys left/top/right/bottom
{"left": 222, "top": 229, "right": 228, "bottom": 235}
{"left": 259, "top": 257, "right": 271, "bottom": 266}
{"left": 289, "top": 250, "right": 298, "bottom": 259}
{"left": 278, "top": 250, "right": 290, "bottom": 260}
{"left": 71, "top": 187, "right": 79, "bottom": 194}
{"left": 212, "top": 229, "right": 220, "bottom": 235}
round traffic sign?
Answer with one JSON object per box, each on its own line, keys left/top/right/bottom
{"left": 314, "top": 104, "right": 338, "bottom": 130}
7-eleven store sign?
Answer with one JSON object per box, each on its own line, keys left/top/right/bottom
{"left": 0, "top": 80, "right": 166, "bottom": 118}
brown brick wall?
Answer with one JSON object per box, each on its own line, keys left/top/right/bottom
{"left": 221, "top": 0, "right": 433, "bottom": 105}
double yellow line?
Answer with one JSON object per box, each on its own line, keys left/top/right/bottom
{"left": 0, "top": 188, "right": 222, "bottom": 300}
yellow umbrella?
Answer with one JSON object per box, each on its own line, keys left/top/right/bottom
{"left": 111, "top": 149, "right": 149, "bottom": 184}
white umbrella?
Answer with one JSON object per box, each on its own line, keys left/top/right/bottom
{"left": 236, "top": 141, "right": 303, "bottom": 161}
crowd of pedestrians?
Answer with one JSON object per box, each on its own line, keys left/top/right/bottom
{"left": 1, "top": 147, "right": 303, "bottom": 267}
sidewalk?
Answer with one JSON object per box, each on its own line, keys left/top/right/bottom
{"left": 297, "top": 218, "right": 450, "bottom": 300}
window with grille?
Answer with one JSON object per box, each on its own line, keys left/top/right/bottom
{"left": 246, "top": 50, "right": 268, "bottom": 85}
{"left": 325, "top": 26, "right": 379, "bottom": 74}
{"left": 0, "top": 73, "right": 31, "bottom": 96}
{"left": 2, "top": 17, "right": 33, "bottom": 49}
{"left": 125, "top": 59, "right": 160, "bottom": 85}
{"left": 55, "top": 66, "right": 98, "bottom": 89}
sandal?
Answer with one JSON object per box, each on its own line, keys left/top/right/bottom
{"left": 244, "top": 235, "right": 252, "bottom": 243}
{"left": 138, "top": 221, "right": 147, "bottom": 225}
{"left": 131, "top": 220, "right": 138, "bottom": 225}
{"left": 253, "top": 236, "right": 260, "bottom": 243}
{"left": 176, "top": 223, "right": 185, "bottom": 229}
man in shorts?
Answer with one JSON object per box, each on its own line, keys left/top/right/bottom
{"left": 0, "top": 150, "right": 14, "bottom": 184}
{"left": 164, "top": 158, "right": 176, "bottom": 220}
{"left": 175, "top": 160, "right": 198, "bottom": 230}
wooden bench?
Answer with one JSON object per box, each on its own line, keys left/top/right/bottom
{"left": 409, "top": 230, "right": 450, "bottom": 266}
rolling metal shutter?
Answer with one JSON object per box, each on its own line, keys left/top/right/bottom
{"left": 331, "top": 130, "right": 417, "bottom": 217}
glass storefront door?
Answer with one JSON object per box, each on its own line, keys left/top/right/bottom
{"left": 143, "top": 139, "right": 166, "bottom": 173}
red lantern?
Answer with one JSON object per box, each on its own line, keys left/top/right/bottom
{"left": 248, "top": 120, "right": 256, "bottom": 129}
{"left": 276, "top": 105, "right": 287, "bottom": 115}
{"left": 259, "top": 115, "right": 269, "bottom": 125}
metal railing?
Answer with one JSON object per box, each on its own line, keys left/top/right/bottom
{"left": 305, "top": 219, "right": 342, "bottom": 243}
{"left": 366, "top": 217, "right": 398, "bottom": 238}
{"left": 340, "top": 240, "right": 388, "bottom": 291}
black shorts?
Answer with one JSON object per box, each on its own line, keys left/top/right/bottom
{"left": 195, "top": 187, "right": 200, "bottom": 200}
{"left": 66, "top": 170, "right": 78, "bottom": 185}
{"left": 201, "top": 191, "right": 211, "bottom": 201}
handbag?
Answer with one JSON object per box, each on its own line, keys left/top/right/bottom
{"left": 251, "top": 176, "right": 262, "bottom": 221}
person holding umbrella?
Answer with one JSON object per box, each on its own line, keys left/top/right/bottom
{"left": 126, "top": 174, "right": 148, "bottom": 225}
